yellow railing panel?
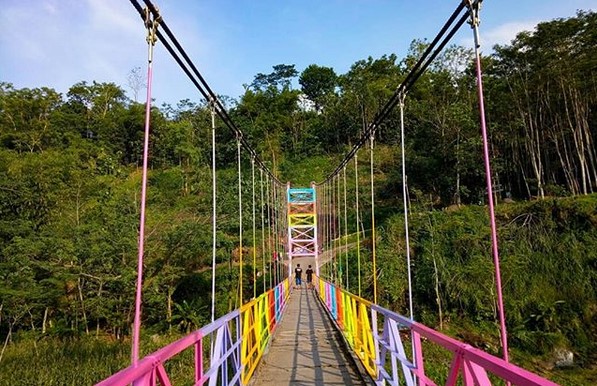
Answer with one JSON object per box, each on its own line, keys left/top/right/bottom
{"left": 316, "top": 278, "right": 377, "bottom": 379}
{"left": 240, "top": 279, "right": 289, "bottom": 385}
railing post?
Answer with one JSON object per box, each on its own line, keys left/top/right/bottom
{"left": 446, "top": 351, "right": 463, "bottom": 386}
{"left": 235, "top": 313, "right": 242, "bottom": 383}
{"left": 133, "top": 371, "right": 153, "bottom": 386}
{"left": 372, "top": 309, "right": 381, "bottom": 385}
{"left": 331, "top": 284, "right": 337, "bottom": 319}
{"left": 412, "top": 331, "right": 425, "bottom": 386}
{"left": 195, "top": 340, "right": 203, "bottom": 384}
{"left": 336, "top": 287, "right": 344, "bottom": 328}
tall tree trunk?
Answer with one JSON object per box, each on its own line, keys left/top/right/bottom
{"left": 508, "top": 74, "right": 545, "bottom": 197}
{"left": 433, "top": 257, "right": 443, "bottom": 330}
{"left": 564, "top": 85, "right": 588, "bottom": 194}
{"left": 561, "top": 125, "right": 580, "bottom": 195}
{"left": 78, "top": 277, "right": 89, "bottom": 335}
{"left": 167, "top": 286, "right": 173, "bottom": 331}
{"left": 553, "top": 133, "right": 576, "bottom": 194}
{"left": 96, "top": 281, "right": 103, "bottom": 337}
{"left": 0, "top": 324, "right": 12, "bottom": 363}
{"left": 42, "top": 307, "right": 49, "bottom": 334}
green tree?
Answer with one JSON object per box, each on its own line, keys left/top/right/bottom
{"left": 490, "top": 11, "right": 597, "bottom": 198}
{"left": 0, "top": 83, "right": 64, "bottom": 153}
{"left": 299, "top": 64, "right": 337, "bottom": 112}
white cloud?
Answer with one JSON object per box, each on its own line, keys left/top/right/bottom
{"left": 78, "top": 0, "right": 147, "bottom": 85}
{"left": 87, "top": 0, "right": 140, "bottom": 36}
{"left": 0, "top": 0, "right": 149, "bottom": 97}
{"left": 0, "top": 0, "right": 243, "bottom": 103}
{"left": 458, "top": 20, "right": 538, "bottom": 51}
{"left": 483, "top": 21, "right": 538, "bottom": 48}
{"left": 42, "top": 1, "right": 58, "bottom": 15}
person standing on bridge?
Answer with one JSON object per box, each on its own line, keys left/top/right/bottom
{"left": 306, "top": 265, "right": 314, "bottom": 289}
{"left": 294, "top": 264, "right": 303, "bottom": 289}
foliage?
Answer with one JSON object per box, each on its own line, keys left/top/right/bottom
{"left": 299, "top": 64, "right": 337, "bottom": 112}
{"left": 376, "top": 195, "right": 597, "bottom": 365}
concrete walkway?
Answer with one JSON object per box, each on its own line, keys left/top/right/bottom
{"left": 250, "top": 287, "right": 367, "bottom": 386}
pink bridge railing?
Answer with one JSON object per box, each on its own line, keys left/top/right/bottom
{"left": 96, "top": 279, "right": 289, "bottom": 386}
{"left": 317, "top": 278, "right": 559, "bottom": 386}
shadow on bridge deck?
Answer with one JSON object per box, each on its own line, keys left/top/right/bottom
{"left": 250, "top": 287, "right": 369, "bottom": 386}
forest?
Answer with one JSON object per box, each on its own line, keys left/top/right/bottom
{"left": 0, "top": 11, "right": 596, "bottom": 385}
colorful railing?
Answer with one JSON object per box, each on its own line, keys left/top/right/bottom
{"left": 96, "top": 279, "right": 289, "bottom": 386}
{"left": 318, "top": 278, "right": 377, "bottom": 377}
{"left": 240, "top": 279, "right": 290, "bottom": 384}
{"left": 317, "top": 278, "right": 559, "bottom": 386}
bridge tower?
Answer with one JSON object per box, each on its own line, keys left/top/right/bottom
{"left": 287, "top": 184, "right": 319, "bottom": 277}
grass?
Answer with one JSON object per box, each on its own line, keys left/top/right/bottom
{"left": 0, "top": 336, "right": 129, "bottom": 385}
{"left": 0, "top": 334, "right": 196, "bottom": 385}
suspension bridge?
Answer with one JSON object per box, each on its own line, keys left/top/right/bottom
{"left": 98, "top": 1, "right": 559, "bottom": 385}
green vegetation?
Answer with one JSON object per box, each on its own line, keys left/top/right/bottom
{"left": 0, "top": 10, "right": 595, "bottom": 385}
{"left": 0, "top": 334, "right": 199, "bottom": 385}
{"left": 373, "top": 196, "right": 597, "bottom": 383}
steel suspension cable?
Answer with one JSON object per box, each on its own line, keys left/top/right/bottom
{"left": 281, "top": 184, "right": 290, "bottom": 279}
{"left": 399, "top": 94, "right": 414, "bottom": 321}
{"left": 398, "top": 91, "right": 419, "bottom": 375}
{"left": 327, "top": 180, "right": 330, "bottom": 281}
{"left": 274, "top": 184, "right": 277, "bottom": 283}
{"left": 331, "top": 177, "right": 336, "bottom": 283}
{"left": 282, "top": 184, "right": 289, "bottom": 280}
{"left": 279, "top": 185, "right": 284, "bottom": 282}
{"left": 282, "top": 186, "right": 287, "bottom": 278}
{"left": 266, "top": 176, "right": 272, "bottom": 289}
{"left": 278, "top": 185, "right": 283, "bottom": 281}
{"left": 343, "top": 166, "right": 349, "bottom": 291}
{"left": 325, "top": 183, "right": 330, "bottom": 280}
{"left": 272, "top": 181, "right": 279, "bottom": 286}
{"left": 281, "top": 185, "right": 287, "bottom": 279}
{"left": 328, "top": 182, "right": 333, "bottom": 281}
{"left": 275, "top": 181, "right": 282, "bottom": 283}
{"left": 333, "top": 176, "right": 342, "bottom": 284}
{"left": 277, "top": 185, "right": 281, "bottom": 283}
{"left": 321, "top": 183, "right": 326, "bottom": 280}
{"left": 336, "top": 174, "right": 342, "bottom": 286}
{"left": 251, "top": 157, "right": 257, "bottom": 299}
{"left": 467, "top": 0, "right": 509, "bottom": 365}
{"left": 131, "top": 0, "right": 283, "bottom": 185}
{"left": 322, "top": 184, "right": 325, "bottom": 278}
{"left": 129, "top": 0, "right": 289, "bottom": 315}
{"left": 314, "top": 183, "right": 320, "bottom": 276}
{"left": 369, "top": 134, "right": 378, "bottom": 304}
{"left": 210, "top": 101, "right": 218, "bottom": 323}
{"left": 354, "top": 154, "right": 362, "bottom": 297}
{"left": 237, "top": 138, "right": 243, "bottom": 305}
{"left": 314, "top": 185, "right": 319, "bottom": 276}
{"left": 132, "top": 8, "right": 159, "bottom": 365}
{"left": 315, "top": 1, "right": 474, "bottom": 185}
{"left": 372, "top": 4, "right": 469, "bottom": 125}
{"left": 325, "top": 183, "right": 329, "bottom": 280}
{"left": 260, "top": 168, "right": 266, "bottom": 293}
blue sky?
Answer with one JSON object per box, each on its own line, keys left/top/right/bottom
{"left": 1, "top": 0, "right": 595, "bottom": 106}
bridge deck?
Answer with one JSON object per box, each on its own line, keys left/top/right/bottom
{"left": 251, "top": 287, "right": 367, "bottom": 386}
